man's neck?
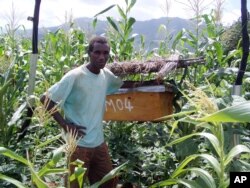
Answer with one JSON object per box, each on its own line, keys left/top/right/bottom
{"left": 86, "top": 63, "right": 100, "bottom": 74}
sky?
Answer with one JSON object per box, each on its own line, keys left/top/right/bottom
{"left": 0, "top": 0, "right": 248, "bottom": 30}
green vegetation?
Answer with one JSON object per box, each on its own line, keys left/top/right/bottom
{"left": 0, "top": 0, "right": 249, "bottom": 187}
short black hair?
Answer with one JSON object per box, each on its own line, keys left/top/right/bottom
{"left": 88, "top": 36, "right": 109, "bottom": 55}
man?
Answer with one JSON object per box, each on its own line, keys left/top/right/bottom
{"left": 40, "top": 36, "right": 123, "bottom": 188}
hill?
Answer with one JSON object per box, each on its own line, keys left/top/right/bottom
{"left": 36, "top": 16, "right": 193, "bottom": 48}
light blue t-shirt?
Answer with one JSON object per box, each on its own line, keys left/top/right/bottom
{"left": 47, "top": 64, "right": 123, "bottom": 148}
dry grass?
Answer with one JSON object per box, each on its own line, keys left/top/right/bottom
{"left": 33, "top": 93, "right": 59, "bottom": 126}
{"left": 184, "top": 81, "right": 218, "bottom": 117}
{"left": 61, "top": 127, "right": 80, "bottom": 157}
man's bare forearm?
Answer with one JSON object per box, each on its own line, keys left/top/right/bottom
{"left": 40, "top": 95, "right": 68, "bottom": 130}
{"left": 40, "top": 95, "right": 86, "bottom": 136}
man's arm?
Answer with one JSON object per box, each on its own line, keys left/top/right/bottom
{"left": 40, "top": 95, "right": 86, "bottom": 136}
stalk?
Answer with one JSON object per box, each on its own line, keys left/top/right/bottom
{"left": 66, "top": 155, "right": 71, "bottom": 188}
{"left": 0, "top": 79, "right": 12, "bottom": 145}
{"left": 215, "top": 123, "right": 226, "bottom": 188}
{"left": 62, "top": 129, "right": 79, "bottom": 188}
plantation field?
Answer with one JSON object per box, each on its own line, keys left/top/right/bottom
{"left": 0, "top": 0, "right": 250, "bottom": 187}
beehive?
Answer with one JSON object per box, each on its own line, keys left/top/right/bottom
{"left": 104, "top": 85, "right": 174, "bottom": 121}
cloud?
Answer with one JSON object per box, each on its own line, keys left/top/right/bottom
{"left": 0, "top": 0, "right": 33, "bottom": 28}
{"left": 0, "top": 0, "right": 248, "bottom": 29}
{"left": 39, "top": 0, "right": 117, "bottom": 27}
{"left": 222, "top": 9, "right": 241, "bottom": 26}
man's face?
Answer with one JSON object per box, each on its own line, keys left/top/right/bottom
{"left": 89, "top": 42, "right": 110, "bottom": 70}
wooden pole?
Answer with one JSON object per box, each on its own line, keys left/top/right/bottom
{"left": 232, "top": 0, "right": 249, "bottom": 147}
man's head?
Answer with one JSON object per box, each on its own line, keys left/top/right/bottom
{"left": 87, "top": 36, "right": 110, "bottom": 73}
{"left": 88, "top": 36, "right": 109, "bottom": 55}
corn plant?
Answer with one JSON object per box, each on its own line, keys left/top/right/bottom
{"left": 0, "top": 144, "right": 127, "bottom": 188}
{"left": 0, "top": 28, "right": 31, "bottom": 146}
{"left": 151, "top": 83, "right": 250, "bottom": 188}
{"left": 94, "top": 0, "right": 138, "bottom": 61}
{"left": 171, "top": 13, "right": 242, "bottom": 86}
{"left": 153, "top": 0, "right": 173, "bottom": 57}
{"left": 38, "top": 27, "right": 88, "bottom": 85}
{"left": 154, "top": 24, "right": 173, "bottom": 57}
{"left": 1, "top": 95, "right": 128, "bottom": 187}
{"left": 0, "top": 139, "right": 67, "bottom": 188}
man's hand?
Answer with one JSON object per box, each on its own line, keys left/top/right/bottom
{"left": 64, "top": 123, "right": 86, "bottom": 137}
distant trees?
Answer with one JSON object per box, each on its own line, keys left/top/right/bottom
{"left": 221, "top": 17, "right": 250, "bottom": 54}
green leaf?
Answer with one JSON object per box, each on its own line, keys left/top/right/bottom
{"left": 171, "top": 154, "right": 220, "bottom": 179}
{"left": 38, "top": 146, "right": 65, "bottom": 177}
{"left": 224, "top": 145, "right": 250, "bottom": 166}
{"left": 158, "top": 24, "right": 166, "bottom": 33}
{"left": 156, "top": 110, "right": 196, "bottom": 121}
{"left": 90, "top": 161, "right": 128, "bottom": 188}
{"left": 214, "top": 41, "right": 223, "bottom": 63}
{"left": 0, "top": 174, "right": 27, "bottom": 188}
{"left": 150, "top": 179, "right": 179, "bottom": 187}
{"left": 30, "top": 163, "right": 49, "bottom": 188}
{"left": 94, "top": 5, "right": 116, "bottom": 17}
{"left": 0, "top": 79, "right": 12, "bottom": 96}
{"left": 172, "top": 30, "right": 184, "bottom": 50}
{"left": 107, "top": 17, "right": 119, "bottom": 32}
{"left": 8, "top": 102, "right": 27, "bottom": 126}
{"left": 167, "top": 133, "right": 221, "bottom": 157}
{"left": 36, "top": 134, "right": 61, "bottom": 149}
{"left": 39, "top": 168, "right": 67, "bottom": 175}
{"left": 117, "top": 5, "right": 126, "bottom": 19}
{"left": 168, "top": 120, "right": 179, "bottom": 140}
{"left": 202, "top": 14, "right": 215, "bottom": 37}
{"left": 130, "top": 33, "right": 138, "bottom": 39}
{"left": 150, "top": 178, "right": 201, "bottom": 188}
{"left": 92, "top": 17, "right": 97, "bottom": 29}
{"left": 222, "top": 49, "right": 240, "bottom": 64}
{"left": 126, "top": 17, "right": 136, "bottom": 32}
{"left": 198, "top": 154, "right": 221, "bottom": 177}
{"left": 185, "top": 168, "right": 216, "bottom": 188}
{"left": 199, "top": 102, "right": 250, "bottom": 122}
{"left": 238, "top": 160, "right": 250, "bottom": 169}
{"left": 185, "top": 38, "right": 196, "bottom": 49}
{"left": 0, "top": 147, "right": 29, "bottom": 166}
{"left": 187, "top": 30, "right": 198, "bottom": 43}
{"left": 71, "top": 159, "right": 85, "bottom": 167}
{"left": 127, "top": 0, "right": 137, "bottom": 13}
{"left": 70, "top": 166, "right": 86, "bottom": 187}
{"left": 171, "top": 155, "right": 198, "bottom": 178}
